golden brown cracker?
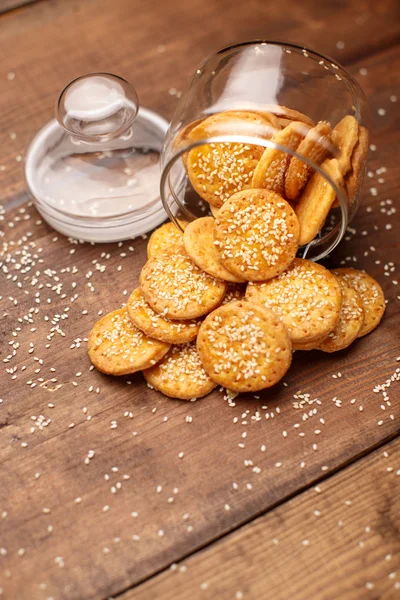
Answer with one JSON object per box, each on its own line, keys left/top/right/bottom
{"left": 251, "top": 121, "right": 308, "bottom": 196}
{"left": 285, "top": 121, "right": 332, "bottom": 200}
{"left": 140, "top": 248, "right": 227, "bottom": 320}
{"left": 318, "top": 279, "right": 364, "bottom": 352}
{"left": 127, "top": 288, "right": 200, "bottom": 344}
{"left": 295, "top": 158, "right": 344, "bottom": 246}
{"left": 331, "top": 115, "right": 359, "bottom": 176}
{"left": 88, "top": 307, "right": 170, "bottom": 376}
{"left": 187, "top": 111, "right": 274, "bottom": 207}
{"left": 345, "top": 126, "right": 369, "bottom": 208}
{"left": 332, "top": 268, "right": 385, "bottom": 337}
{"left": 292, "top": 336, "right": 329, "bottom": 351}
{"left": 197, "top": 300, "right": 292, "bottom": 392}
{"left": 183, "top": 216, "right": 244, "bottom": 283}
{"left": 246, "top": 258, "right": 342, "bottom": 344}
{"left": 147, "top": 221, "right": 188, "bottom": 259}
{"left": 214, "top": 189, "right": 300, "bottom": 281}
{"left": 143, "top": 342, "right": 217, "bottom": 400}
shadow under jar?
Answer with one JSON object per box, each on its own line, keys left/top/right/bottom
{"left": 160, "top": 41, "right": 369, "bottom": 261}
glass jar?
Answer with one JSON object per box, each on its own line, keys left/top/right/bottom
{"left": 160, "top": 41, "right": 369, "bottom": 261}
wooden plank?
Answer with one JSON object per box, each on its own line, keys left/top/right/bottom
{"left": 0, "top": 0, "right": 400, "bottom": 205}
{"left": 0, "top": 1, "right": 399, "bottom": 599}
{"left": 0, "top": 0, "right": 38, "bottom": 15}
{"left": 130, "top": 436, "right": 400, "bottom": 600}
{"left": 0, "top": 44, "right": 399, "bottom": 599}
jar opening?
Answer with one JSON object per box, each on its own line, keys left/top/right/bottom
{"left": 161, "top": 133, "right": 349, "bottom": 262}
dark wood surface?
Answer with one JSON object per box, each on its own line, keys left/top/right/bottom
{"left": 129, "top": 437, "right": 400, "bottom": 599}
{"left": 0, "top": 1, "right": 399, "bottom": 599}
{"left": 0, "top": 0, "right": 37, "bottom": 14}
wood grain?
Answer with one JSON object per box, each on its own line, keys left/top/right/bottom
{"left": 0, "top": 0, "right": 38, "bottom": 14}
{"left": 0, "top": 1, "right": 399, "bottom": 599}
{"left": 131, "top": 436, "right": 400, "bottom": 600}
{"left": 1, "top": 0, "right": 400, "bottom": 204}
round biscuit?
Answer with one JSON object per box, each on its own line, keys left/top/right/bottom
{"left": 127, "top": 288, "right": 200, "bottom": 344}
{"left": 292, "top": 335, "right": 329, "bottom": 351}
{"left": 251, "top": 121, "right": 307, "bottom": 196}
{"left": 213, "top": 189, "right": 300, "bottom": 281}
{"left": 285, "top": 121, "right": 332, "bottom": 200}
{"left": 332, "top": 268, "right": 385, "bottom": 337}
{"left": 317, "top": 279, "right": 364, "bottom": 352}
{"left": 187, "top": 111, "right": 274, "bottom": 207}
{"left": 345, "top": 126, "right": 369, "bottom": 209}
{"left": 183, "top": 217, "right": 244, "bottom": 283}
{"left": 140, "top": 248, "right": 227, "bottom": 320}
{"left": 295, "top": 158, "right": 344, "bottom": 246}
{"left": 88, "top": 307, "right": 170, "bottom": 376}
{"left": 197, "top": 300, "right": 292, "bottom": 393}
{"left": 143, "top": 342, "right": 217, "bottom": 400}
{"left": 246, "top": 258, "right": 342, "bottom": 344}
{"left": 147, "top": 221, "right": 188, "bottom": 259}
{"left": 331, "top": 115, "right": 359, "bottom": 176}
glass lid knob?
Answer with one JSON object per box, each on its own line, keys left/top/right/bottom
{"left": 56, "top": 73, "right": 139, "bottom": 142}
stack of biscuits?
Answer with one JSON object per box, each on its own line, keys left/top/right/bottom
{"left": 88, "top": 109, "right": 385, "bottom": 401}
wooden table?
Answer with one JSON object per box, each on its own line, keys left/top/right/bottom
{"left": 0, "top": 1, "right": 399, "bottom": 598}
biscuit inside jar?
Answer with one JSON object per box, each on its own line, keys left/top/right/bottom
{"left": 179, "top": 108, "right": 368, "bottom": 250}
{"left": 186, "top": 111, "right": 276, "bottom": 207}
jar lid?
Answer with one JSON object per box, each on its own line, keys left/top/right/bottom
{"left": 25, "top": 73, "right": 169, "bottom": 242}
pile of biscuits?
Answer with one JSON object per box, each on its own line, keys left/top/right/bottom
{"left": 88, "top": 188, "right": 385, "bottom": 400}
{"left": 184, "top": 108, "right": 369, "bottom": 244}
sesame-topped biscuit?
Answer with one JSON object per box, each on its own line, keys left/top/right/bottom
{"left": 143, "top": 342, "right": 217, "bottom": 400}
{"left": 88, "top": 307, "right": 170, "bottom": 376}
{"left": 197, "top": 300, "right": 292, "bottom": 392}
{"left": 213, "top": 189, "right": 300, "bottom": 282}
{"left": 127, "top": 288, "right": 201, "bottom": 344}
{"left": 183, "top": 217, "right": 245, "bottom": 283}
{"left": 140, "top": 248, "right": 227, "bottom": 320}
{"left": 345, "top": 126, "right": 369, "bottom": 209}
{"left": 331, "top": 115, "right": 359, "bottom": 176}
{"left": 318, "top": 278, "right": 364, "bottom": 352}
{"left": 332, "top": 268, "right": 385, "bottom": 337}
{"left": 292, "top": 335, "right": 329, "bottom": 351}
{"left": 147, "top": 221, "right": 188, "bottom": 259}
{"left": 246, "top": 258, "right": 342, "bottom": 344}
{"left": 295, "top": 158, "right": 344, "bottom": 246}
{"left": 251, "top": 121, "right": 307, "bottom": 196}
{"left": 187, "top": 111, "right": 274, "bottom": 207}
{"left": 285, "top": 121, "right": 332, "bottom": 200}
